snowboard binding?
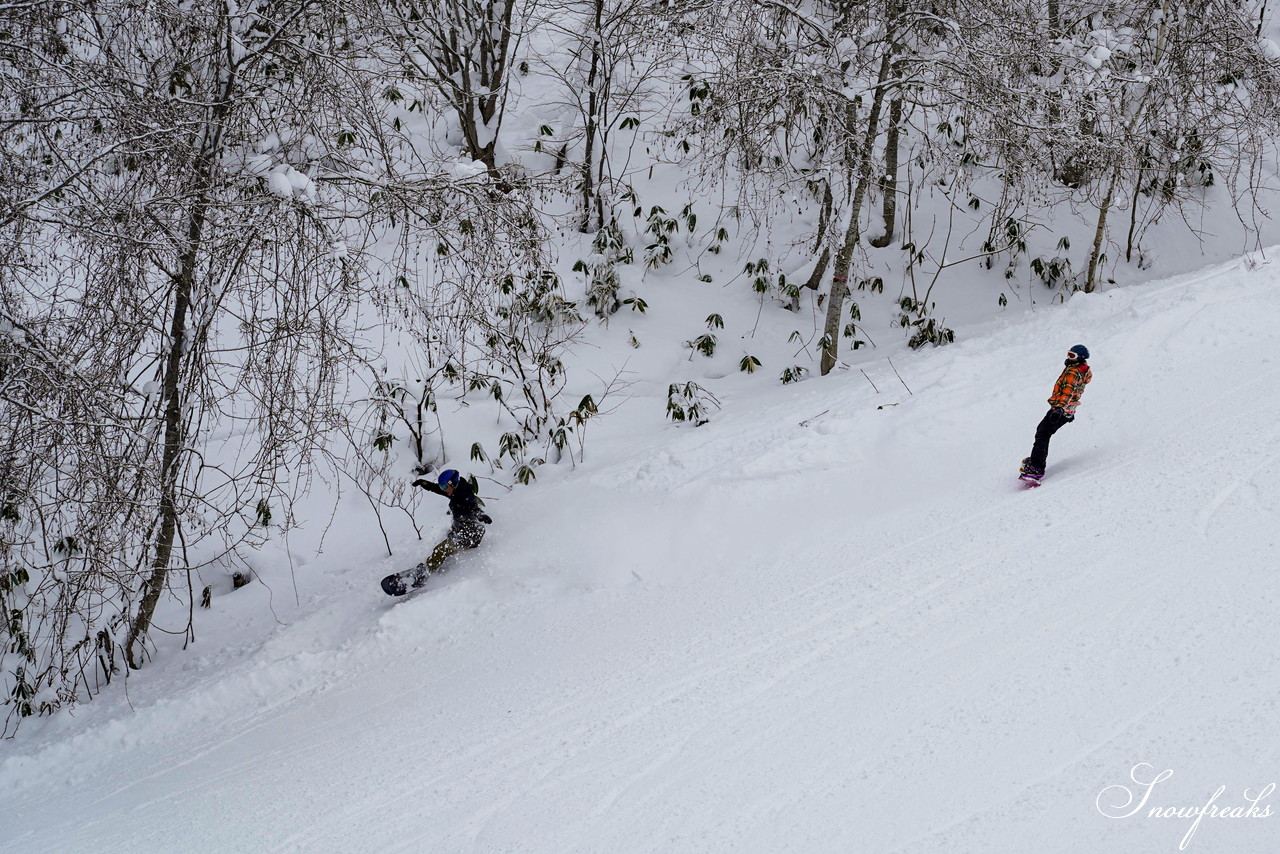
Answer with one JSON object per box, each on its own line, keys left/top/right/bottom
{"left": 1018, "top": 458, "right": 1044, "bottom": 487}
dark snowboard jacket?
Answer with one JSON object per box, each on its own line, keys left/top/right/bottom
{"left": 415, "top": 477, "right": 491, "bottom": 531}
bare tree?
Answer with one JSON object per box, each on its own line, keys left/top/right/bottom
{"left": 678, "top": 0, "right": 867, "bottom": 359}
{"left": 679, "top": 0, "right": 952, "bottom": 372}
{"left": 821, "top": 13, "right": 899, "bottom": 375}
{"left": 936, "top": 0, "right": 1280, "bottom": 293}
{"left": 537, "top": 0, "right": 672, "bottom": 233}
{"left": 381, "top": 0, "right": 528, "bottom": 179}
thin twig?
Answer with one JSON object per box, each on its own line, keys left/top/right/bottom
{"left": 887, "top": 357, "right": 913, "bottom": 395}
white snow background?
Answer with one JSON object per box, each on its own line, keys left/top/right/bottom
{"left": 3, "top": 246, "right": 1280, "bottom": 852}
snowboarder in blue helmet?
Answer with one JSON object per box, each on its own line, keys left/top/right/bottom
{"left": 413, "top": 469, "right": 491, "bottom": 571}
{"left": 1020, "top": 345, "right": 1092, "bottom": 484}
{"left": 380, "top": 469, "right": 493, "bottom": 595}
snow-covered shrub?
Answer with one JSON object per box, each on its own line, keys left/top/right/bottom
{"left": 666, "top": 382, "right": 720, "bottom": 426}
{"left": 897, "top": 297, "right": 955, "bottom": 350}
{"left": 780, "top": 366, "right": 808, "bottom": 384}
{"left": 578, "top": 217, "right": 634, "bottom": 320}
{"left": 1031, "top": 255, "right": 1075, "bottom": 291}
{"left": 687, "top": 334, "right": 718, "bottom": 358}
{"left": 642, "top": 205, "right": 680, "bottom": 268}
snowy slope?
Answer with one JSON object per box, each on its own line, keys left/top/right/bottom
{"left": 4, "top": 254, "right": 1280, "bottom": 853}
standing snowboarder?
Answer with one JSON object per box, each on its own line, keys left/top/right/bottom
{"left": 1020, "top": 345, "right": 1092, "bottom": 484}
{"left": 381, "top": 469, "right": 492, "bottom": 595}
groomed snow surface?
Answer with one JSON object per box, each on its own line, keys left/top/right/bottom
{"left": 4, "top": 256, "right": 1280, "bottom": 853}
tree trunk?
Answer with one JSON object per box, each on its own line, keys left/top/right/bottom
{"left": 126, "top": 36, "right": 233, "bottom": 666}
{"left": 126, "top": 199, "right": 205, "bottom": 669}
{"left": 868, "top": 95, "right": 902, "bottom": 249}
{"left": 794, "top": 181, "right": 834, "bottom": 310}
{"left": 820, "top": 49, "right": 893, "bottom": 375}
{"left": 1085, "top": 167, "right": 1119, "bottom": 294}
{"left": 1126, "top": 160, "right": 1144, "bottom": 263}
{"left": 476, "top": 0, "right": 516, "bottom": 176}
{"left": 1046, "top": 0, "right": 1062, "bottom": 129}
{"left": 580, "top": 0, "right": 603, "bottom": 232}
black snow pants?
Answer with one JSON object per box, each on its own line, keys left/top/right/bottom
{"left": 1028, "top": 408, "right": 1071, "bottom": 471}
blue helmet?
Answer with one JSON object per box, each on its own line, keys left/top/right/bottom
{"left": 437, "top": 469, "right": 460, "bottom": 487}
{"left": 1069, "top": 344, "right": 1090, "bottom": 361}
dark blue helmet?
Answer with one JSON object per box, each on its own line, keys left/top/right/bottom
{"left": 1069, "top": 344, "right": 1090, "bottom": 361}
{"left": 437, "top": 469, "right": 460, "bottom": 486}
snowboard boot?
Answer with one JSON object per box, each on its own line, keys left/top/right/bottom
{"left": 380, "top": 563, "right": 432, "bottom": 597}
{"left": 1020, "top": 457, "right": 1044, "bottom": 477}
{"left": 408, "top": 562, "right": 431, "bottom": 590}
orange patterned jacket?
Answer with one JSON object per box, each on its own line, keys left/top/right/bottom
{"left": 1048, "top": 362, "right": 1091, "bottom": 414}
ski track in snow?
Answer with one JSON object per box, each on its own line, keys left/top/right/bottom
{"left": 4, "top": 257, "right": 1280, "bottom": 853}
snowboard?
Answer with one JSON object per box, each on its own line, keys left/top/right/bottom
{"left": 380, "top": 564, "right": 432, "bottom": 597}
{"left": 1018, "top": 472, "right": 1043, "bottom": 488}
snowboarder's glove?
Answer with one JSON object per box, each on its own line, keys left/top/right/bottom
{"left": 479, "top": 513, "right": 493, "bottom": 524}
{"left": 412, "top": 478, "right": 432, "bottom": 490}
{"left": 1063, "top": 412, "right": 1075, "bottom": 422}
